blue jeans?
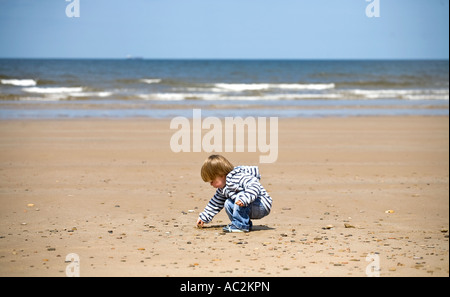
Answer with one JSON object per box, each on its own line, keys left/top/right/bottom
{"left": 224, "top": 198, "right": 270, "bottom": 231}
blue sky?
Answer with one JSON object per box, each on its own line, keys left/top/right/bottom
{"left": 0, "top": 0, "right": 448, "bottom": 59}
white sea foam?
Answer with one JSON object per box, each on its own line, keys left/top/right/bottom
{"left": 403, "top": 94, "right": 449, "bottom": 100}
{"left": 23, "top": 87, "right": 84, "bottom": 94}
{"left": 138, "top": 93, "right": 187, "bottom": 101}
{"left": 70, "top": 91, "right": 113, "bottom": 98}
{"left": 20, "top": 87, "right": 114, "bottom": 100}
{"left": 268, "top": 93, "right": 343, "bottom": 100}
{"left": 212, "top": 83, "right": 290, "bottom": 92}
{"left": 140, "top": 79, "right": 162, "bottom": 84}
{"left": 19, "top": 90, "right": 113, "bottom": 101}
{"left": 275, "top": 83, "right": 335, "bottom": 90}
{"left": 203, "top": 94, "right": 343, "bottom": 101}
{"left": 1, "top": 79, "right": 37, "bottom": 87}
{"left": 213, "top": 83, "right": 335, "bottom": 92}
{"left": 214, "top": 84, "right": 271, "bottom": 92}
{"left": 138, "top": 89, "right": 449, "bottom": 102}
{"left": 343, "top": 89, "right": 449, "bottom": 100}
{"left": 138, "top": 92, "right": 343, "bottom": 101}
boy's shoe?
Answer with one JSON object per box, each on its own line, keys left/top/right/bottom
{"left": 223, "top": 224, "right": 249, "bottom": 233}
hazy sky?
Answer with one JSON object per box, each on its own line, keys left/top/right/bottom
{"left": 0, "top": 0, "right": 448, "bottom": 59}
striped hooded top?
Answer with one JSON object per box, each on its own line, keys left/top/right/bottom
{"left": 198, "top": 166, "right": 272, "bottom": 224}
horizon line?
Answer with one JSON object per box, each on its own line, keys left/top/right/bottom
{"left": 0, "top": 57, "right": 449, "bottom": 61}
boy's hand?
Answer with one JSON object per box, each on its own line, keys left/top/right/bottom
{"left": 196, "top": 218, "right": 205, "bottom": 228}
{"left": 235, "top": 200, "right": 245, "bottom": 207}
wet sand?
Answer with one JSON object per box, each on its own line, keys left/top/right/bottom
{"left": 0, "top": 116, "right": 448, "bottom": 277}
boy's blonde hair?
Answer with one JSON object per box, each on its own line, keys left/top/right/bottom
{"left": 201, "top": 155, "right": 234, "bottom": 182}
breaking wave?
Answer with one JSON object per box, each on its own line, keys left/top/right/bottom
{"left": 1, "top": 79, "right": 37, "bottom": 87}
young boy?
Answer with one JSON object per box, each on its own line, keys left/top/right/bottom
{"left": 196, "top": 155, "right": 272, "bottom": 233}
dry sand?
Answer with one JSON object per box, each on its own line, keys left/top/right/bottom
{"left": 0, "top": 116, "right": 448, "bottom": 277}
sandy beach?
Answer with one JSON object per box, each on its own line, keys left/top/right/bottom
{"left": 0, "top": 116, "right": 448, "bottom": 277}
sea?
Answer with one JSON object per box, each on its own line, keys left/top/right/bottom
{"left": 0, "top": 59, "right": 448, "bottom": 119}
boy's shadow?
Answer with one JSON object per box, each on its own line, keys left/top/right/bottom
{"left": 202, "top": 224, "right": 275, "bottom": 232}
